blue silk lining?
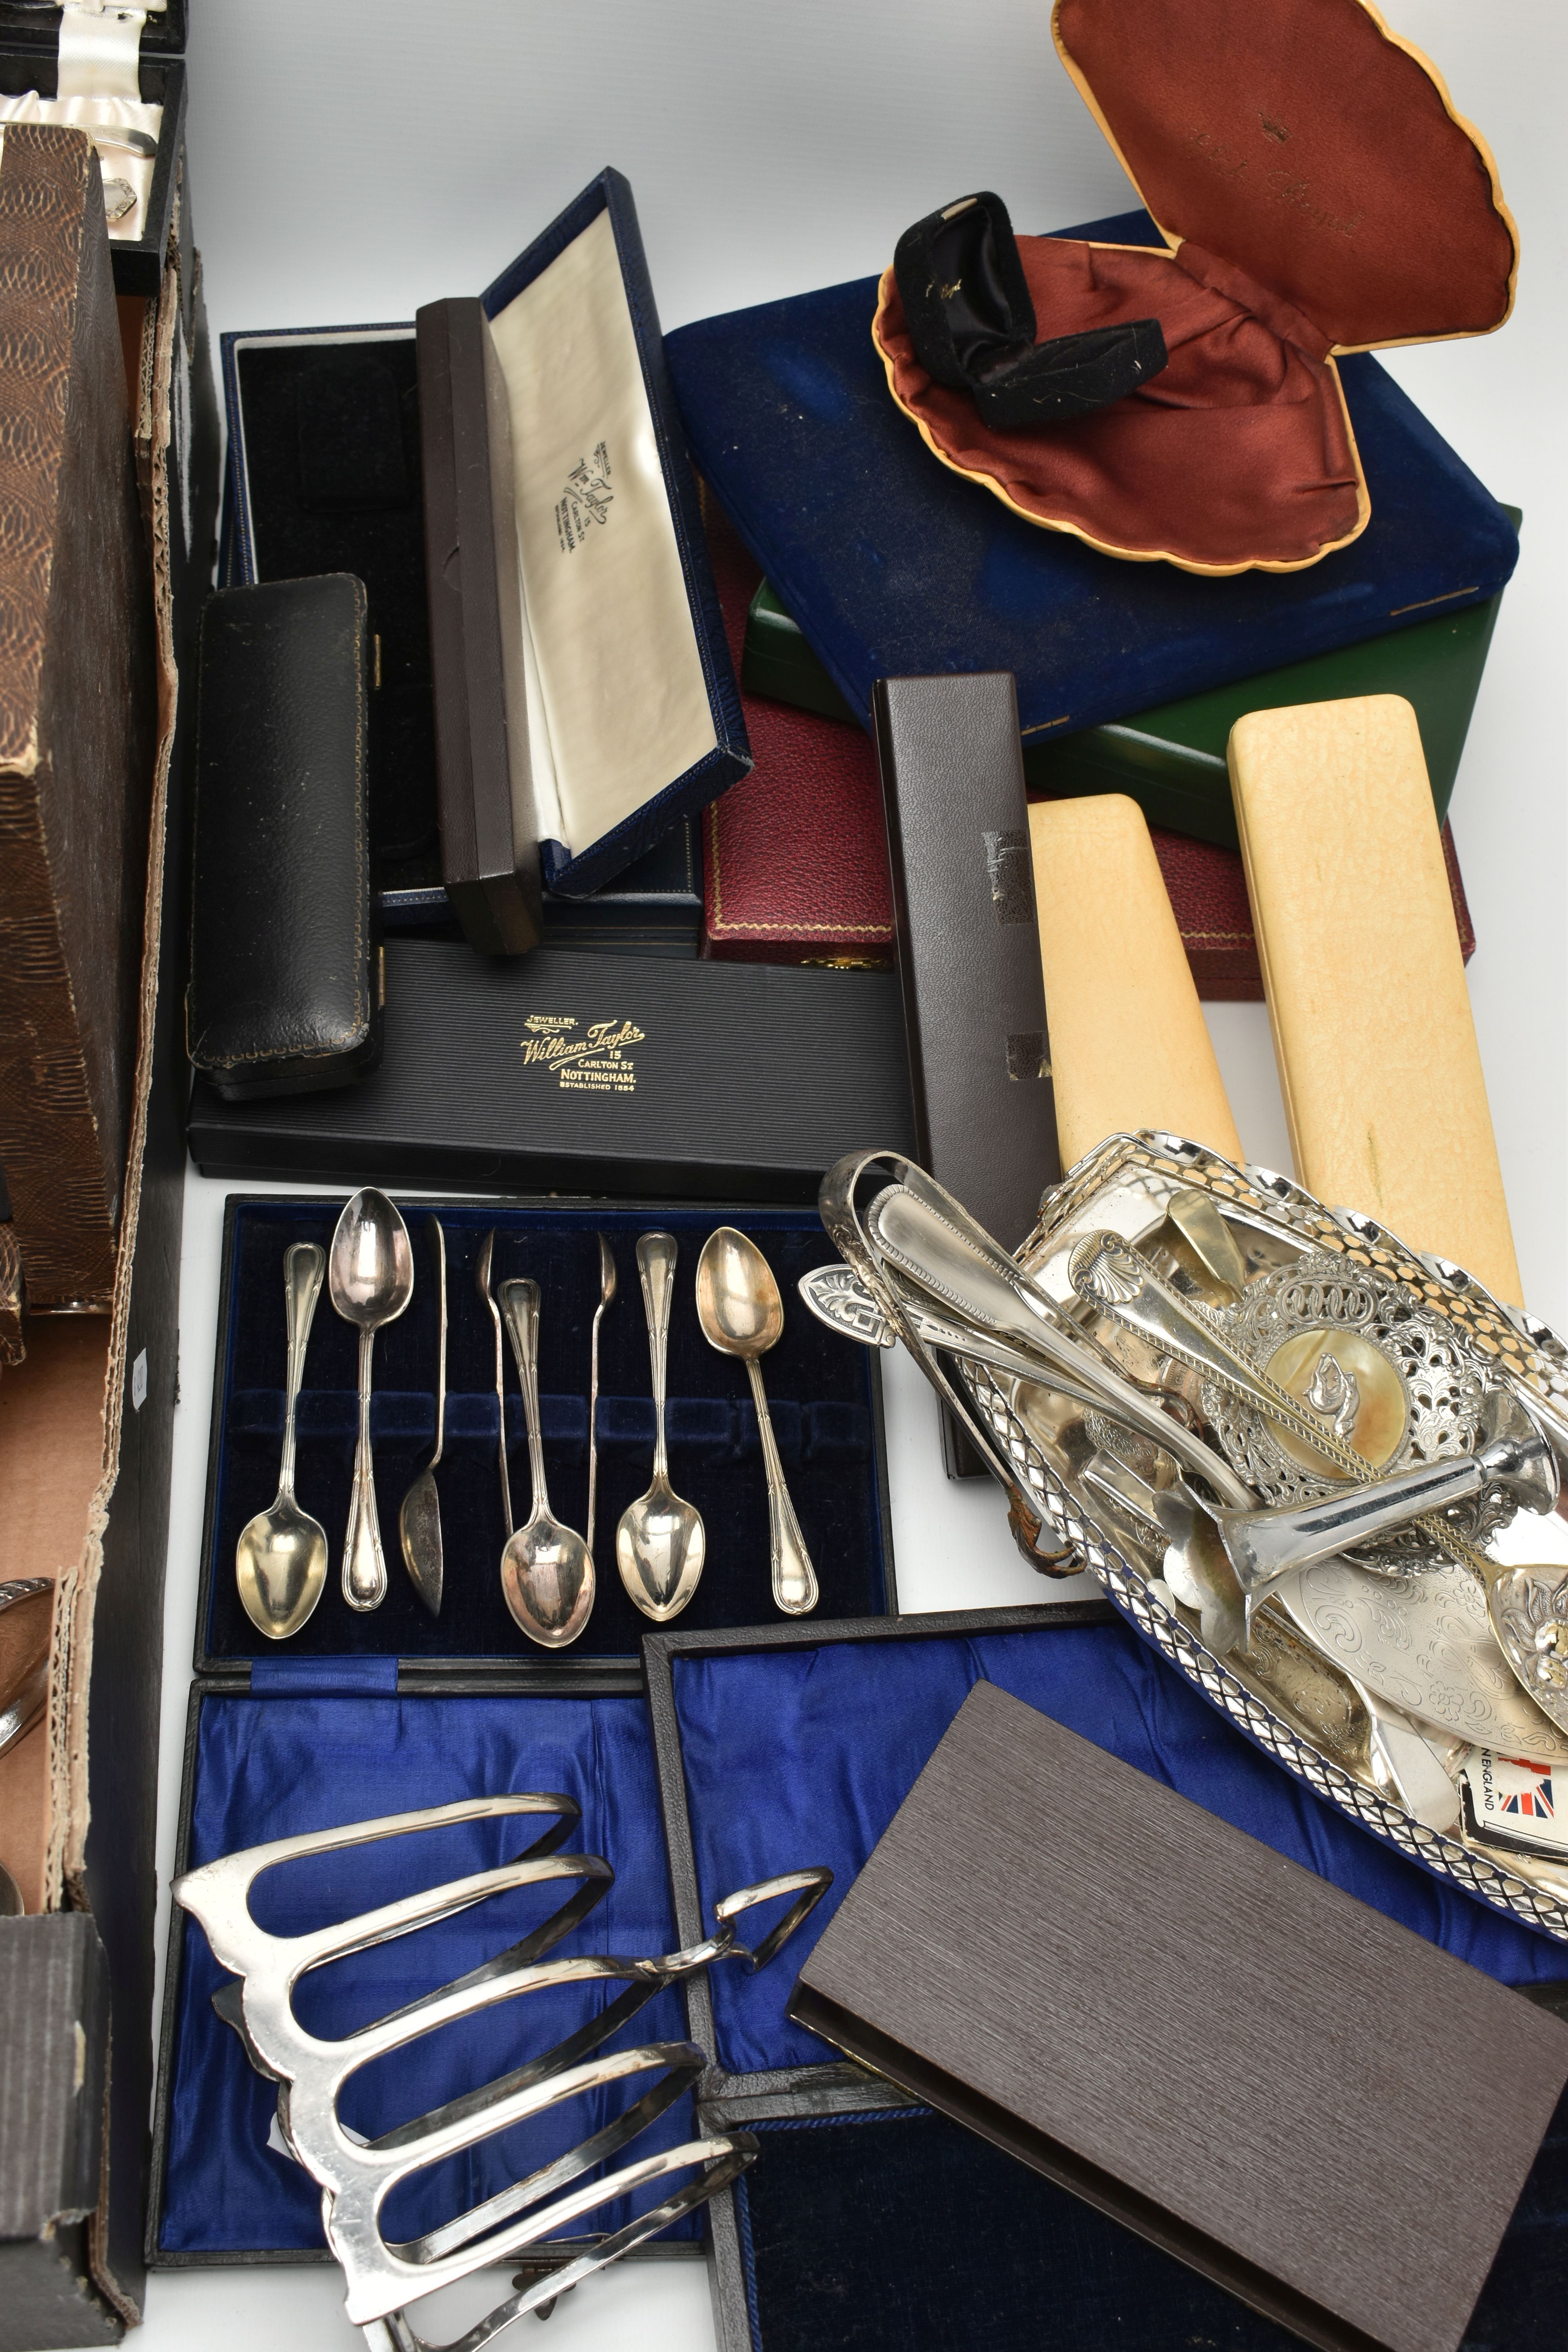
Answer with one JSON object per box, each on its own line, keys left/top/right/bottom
{"left": 670, "top": 1620, "right": 1568, "bottom": 2080}
{"left": 158, "top": 1689, "right": 701, "bottom": 2254}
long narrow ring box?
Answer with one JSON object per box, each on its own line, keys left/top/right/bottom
{"left": 0, "top": 0, "right": 187, "bottom": 297}
{"left": 148, "top": 1195, "right": 895, "bottom": 2275}
{"left": 220, "top": 167, "right": 746, "bottom": 957}
{"left": 641, "top": 1609, "right": 1568, "bottom": 2352}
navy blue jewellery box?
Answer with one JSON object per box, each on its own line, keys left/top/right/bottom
{"left": 642, "top": 1610, "right": 1568, "bottom": 2352}
{"left": 220, "top": 167, "right": 744, "bottom": 950}
{"left": 663, "top": 207, "right": 1520, "bottom": 743}
{"left": 147, "top": 1193, "right": 894, "bottom": 2272}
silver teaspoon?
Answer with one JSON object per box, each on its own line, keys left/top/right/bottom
{"left": 696, "top": 1228, "right": 817, "bottom": 1615}
{"left": 397, "top": 1216, "right": 446, "bottom": 1617}
{"left": 236, "top": 1243, "right": 328, "bottom": 1639}
{"left": 617, "top": 1233, "right": 706, "bottom": 1622}
{"left": 498, "top": 1279, "right": 594, "bottom": 1647}
{"left": 328, "top": 1190, "right": 414, "bottom": 1612}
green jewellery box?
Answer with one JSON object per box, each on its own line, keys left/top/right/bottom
{"left": 742, "top": 509, "right": 1518, "bottom": 852}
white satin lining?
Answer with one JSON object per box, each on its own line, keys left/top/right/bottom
{"left": 487, "top": 208, "right": 717, "bottom": 861}
{"left": 0, "top": 94, "right": 162, "bottom": 240}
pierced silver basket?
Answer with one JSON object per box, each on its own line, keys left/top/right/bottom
{"left": 814, "top": 1135, "right": 1568, "bottom": 1949}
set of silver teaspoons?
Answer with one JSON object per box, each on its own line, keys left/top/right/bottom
{"left": 235, "top": 1192, "right": 820, "bottom": 1646}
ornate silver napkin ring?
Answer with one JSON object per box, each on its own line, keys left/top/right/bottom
{"left": 811, "top": 1134, "right": 1568, "bottom": 1949}
{"left": 174, "top": 1792, "right": 829, "bottom": 2348}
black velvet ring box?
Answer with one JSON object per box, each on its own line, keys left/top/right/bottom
{"left": 219, "top": 322, "right": 705, "bottom": 956}
{"left": 642, "top": 1610, "right": 1568, "bottom": 2352}
{"left": 0, "top": 0, "right": 187, "bottom": 298}
{"left": 147, "top": 1192, "right": 896, "bottom": 2275}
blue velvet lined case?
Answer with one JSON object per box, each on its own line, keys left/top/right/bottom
{"left": 664, "top": 209, "right": 1521, "bottom": 744}
{"left": 149, "top": 1194, "right": 897, "bottom": 2269}
{"left": 644, "top": 1610, "right": 1568, "bottom": 2352}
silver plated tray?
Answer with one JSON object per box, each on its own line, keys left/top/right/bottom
{"left": 818, "top": 1133, "right": 1568, "bottom": 1949}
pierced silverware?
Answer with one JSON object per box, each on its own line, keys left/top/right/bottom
{"left": 617, "top": 1234, "right": 706, "bottom": 1622}
{"left": 1069, "top": 1230, "right": 1568, "bottom": 1729}
{"left": 697, "top": 1228, "right": 817, "bottom": 1615}
{"left": 329, "top": 1192, "right": 414, "bottom": 1613}
{"left": 397, "top": 1216, "right": 446, "bottom": 1619}
{"left": 236, "top": 1243, "right": 328, "bottom": 1639}
{"left": 475, "top": 1228, "right": 514, "bottom": 1541}
{"left": 499, "top": 1279, "right": 594, "bottom": 1648}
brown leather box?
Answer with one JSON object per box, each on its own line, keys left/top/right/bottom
{"left": 792, "top": 1679, "right": 1568, "bottom": 2352}
{"left": 0, "top": 123, "right": 156, "bottom": 1312}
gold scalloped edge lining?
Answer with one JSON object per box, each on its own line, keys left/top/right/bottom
{"left": 871, "top": 257, "right": 1372, "bottom": 577}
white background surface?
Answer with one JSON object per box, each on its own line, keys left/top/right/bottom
{"left": 104, "top": 2, "right": 1568, "bottom": 2344}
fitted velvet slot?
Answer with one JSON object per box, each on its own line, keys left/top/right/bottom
{"left": 731, "top": 2103, "right": 1568, "bottom": 2352}
{"left": 230, "top": 335, "right": 441, "bottom": 895}
{"left": 874, "top": 234, "right": 1365, "bottom": 570}
{"left": 201, "top": 1200, "right": 889, "bottom": 1664}
{"left": 158, "top": 1690, "right": 703, "bottom": 2255}
{"left": 670, "top": 1622, "right": 1568, "bottom": 2083}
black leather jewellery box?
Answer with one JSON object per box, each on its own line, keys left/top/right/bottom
{"left": 147, "top": 1192, "right": 897, "bottom": 2275}
{"left": 642, "top": 1610, "right": 1568, "bottom": 2352}
{"left": 219, "top": 168, "right": 745, "bottom": 959}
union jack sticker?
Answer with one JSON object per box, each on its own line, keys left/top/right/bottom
{"left": 1462, "top": 1749, "right": 1568, "bottom": 1859}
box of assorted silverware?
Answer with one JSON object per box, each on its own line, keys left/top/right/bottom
{"left": 641, "top": 1607, "right": 1568, "bottom": 2352}
{"left": 185, "top": 942, "right": 916, "bottom": 1203}
{"left": 147, "top": 1190, "right": 895, "bottom": 2271}
{"left": 0, "top": 0, "right": 187, "bottom": 298}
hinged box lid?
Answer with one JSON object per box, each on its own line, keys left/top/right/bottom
{"left": 419, "top": 168, "right": 750, "bottom": 954}
{"left": 1054, "top": 0, "right": 1514, "bottom": 351}
{"left": 0, "top": 1, "right": 185, "bottom": 62}
{"left": 873, "top": 0, "right": 1516, "bottom": 573}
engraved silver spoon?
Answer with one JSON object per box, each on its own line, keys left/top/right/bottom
{"left": 617, "top": 1234, "right": 706, "bottom": 1622}
{"left": 235, "top": 1244, "right": 328, "bottom": 1640}
{"left": 328, "top": 1190, "right": 414, "bottom": 1612}
{"left": 499, "top": 1279, "right": 594, "bottom": 1648}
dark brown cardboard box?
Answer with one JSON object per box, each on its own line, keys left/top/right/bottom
{"left": 791, "top": 1679, "right": 1568, "bottom": 2352}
